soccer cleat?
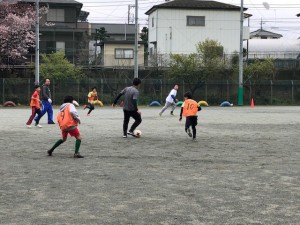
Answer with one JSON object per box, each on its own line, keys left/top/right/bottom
{"left": 170, "top": 111, "right": 174, "bottom": 116}
{"left": 74, "top": 153, "right": 84, "bottom": 158}
{"left": 26, "top": 124, "right": 32, "bottom": 128}
{"left": 87, "top": 114, "right": 91, "bottom": 116}
{"left": 123, "top": 135, "right": 127, "bottom": 138}
{"left": 127, "top": 131, "right": 138, "bottom": 137}
{"left": 186, "top": 128, "right": 192, "bottom": 137}
{"left": 35, "top": 124, "right": 43, "bottom": 128}
{"left": 48, "top": 121, "right": 55, "bottom": 124}
{"left": 47, "top": 149, "right": 53, "bottom": 156}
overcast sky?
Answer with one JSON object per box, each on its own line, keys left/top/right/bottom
{"left": 79, "top": 0, "right": 300, "bottom": 39}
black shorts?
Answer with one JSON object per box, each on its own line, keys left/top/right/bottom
{"left": 186, "top": 116, "right": 198, "bottom": 127}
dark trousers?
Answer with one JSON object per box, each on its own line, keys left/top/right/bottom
{"left": 123, "top": 110, "right": 142, "bottom": 135}
{"left": 86, "top": 103, "right": 95, "bottom": 114}
{"left": 27, "top": 107, "right": 42, "bottom": 125}
{"left": 185, "top": 116, "right": 198, "bottom": 138}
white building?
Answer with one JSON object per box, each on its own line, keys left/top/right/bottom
{"left": 245, "top": 39, "right": 300, "bottom": 59}
{"left": 145, "top": 0, "right": 249, "bottom": 64}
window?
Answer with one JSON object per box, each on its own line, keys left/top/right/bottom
{"left": 56, "top": 42, "right": 65, "bottom": 53}
{"left": 187, "top": 16, "right": 205, "bottom": 26}
{"left": 47, "top": 9, "right": 65, "bottom": 22}
{"left": 115, "top": 49, "right": 134, "bottom": 59}
{"left": 152, "top": 17, "right": 154, "bottom": 27}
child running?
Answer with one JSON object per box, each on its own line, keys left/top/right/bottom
{"left": 26, "top": 84, "right": 43, "bottom": 128}
{"left": 47, "top": 96, "right": 84, "bottom": 158}
{"left": 179, "top": 92, "right": 201, "bottom": 141}
{"left": 84, "top": 87, "right": 103, "bottom": 116}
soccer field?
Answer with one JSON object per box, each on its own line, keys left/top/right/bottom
{"left": 0, "top": 106, "right": 299, "bottom": 225}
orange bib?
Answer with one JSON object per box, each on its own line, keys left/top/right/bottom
{"left": 57, "top": 104, "right": 78, "bottom": 131}
{"left": 182, "top": 99, "right": 198, "bottom": 117}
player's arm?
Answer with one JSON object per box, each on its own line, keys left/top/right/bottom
{"left": 112, "top": 91, "right": 124, "bottom": 107}
{"left": 70, "top": 104, "right": 81, "bottom": 124}
{"left": 179, "top": 107, "right": 183, "bottom": 121}
{"left": 171, "top": 94, "right": 177, "bottom": 102}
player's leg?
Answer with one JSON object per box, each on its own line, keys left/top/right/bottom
{"left": 34, "top": 101, "right": 47, "bottom": 121}
{"left": 48, "top": 104, "right": 54, "bottom": 124}
{"left": 170, "top": 102, "right": 176, "bottom": 115}
{"left": 72, "top": 128, "right": 83, "bottom": 158}
{"left": 128, "top": 111, "right": 142, "bottom": 134}
{"left": 35, "top": 109, "right": 43, "bottom": 127}
{"left": 87, "top": 103, "right": 94, "bottom": 115}
{"left": 159, "top": 102, "right": 171, "bottom": 115}
{"left": 26, "top": 107, "right": 37, "bottom": 127}
{"left": 185, "top": 117, "right": 192, "bottom": 137}
{"left": 191, "top": 116, "right": 198, "bottom": 140}
{"left": 123, "top": 110, "right": 131, "bottom": 137}
{"left": 47, "top": 132, "right": 67, "bottom": 156}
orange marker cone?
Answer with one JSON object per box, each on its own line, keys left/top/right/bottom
{"left": 250, "top": 98, "right": 255, "bottom": 108}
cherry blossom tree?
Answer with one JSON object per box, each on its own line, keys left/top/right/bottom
{"left": 0, "top": 0, "right": 47, "bottom": 66}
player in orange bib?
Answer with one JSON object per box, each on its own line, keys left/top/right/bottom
{"left": 179, "top": 92, "right": 202, "bottom": 141}
{"left": 47, "top": 96, "right": 84, "bottom": 158}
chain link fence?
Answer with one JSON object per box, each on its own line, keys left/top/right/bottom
{"left": 1, "top": 78, "right": 300, "bottom": 106}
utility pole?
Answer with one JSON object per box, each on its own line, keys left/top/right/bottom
{"left": 35, "top": 0, "right": 40, "bottom": 85}
{"left": 238, "top": 0, "right": 244, "bottom": 106}
{"left": 134, "top": 0, "right": 138, "bottom": 78}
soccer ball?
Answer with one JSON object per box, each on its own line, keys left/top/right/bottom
{"left": 72, "top": 100, "right": 79, "bottom": 106}
{"left": 133, "top": 130, "right": 142, "bottom": 137}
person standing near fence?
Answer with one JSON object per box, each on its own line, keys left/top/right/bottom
{"left": 112, "top": 78, "right": 142, "bottom": 138}
{"left": 35, "top": 79, "right": 55, "bottom": 124}
{"left": 159, "top": 84, "right": 179, "bottom": 116}
{"left": 26, "top": 85, "right": 43, "bottom": 128}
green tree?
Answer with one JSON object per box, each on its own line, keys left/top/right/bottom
{"left": 94, "top": 27, "right": 110, "bottom": 64}
{"left": 40, "top": 51, "right": 82, "bottom": 80}
{"left": 168, "top": 38, "right": 226, "bottom": 94}
{"left": 238, "top": 58, "right": 276, "bottom": 101}
{"left": 140, "top": 27, "right": 148, "bottom": 65}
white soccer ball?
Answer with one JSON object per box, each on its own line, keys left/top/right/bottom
{"left": 133, "top": 130, "right": 142, "bottom": 137}
{"left": 72, "top": 100, "right": 79, "bottom": 106}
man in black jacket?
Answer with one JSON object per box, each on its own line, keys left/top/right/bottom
{"left": 35, "top": 79, "right": 55, "bottom": 124}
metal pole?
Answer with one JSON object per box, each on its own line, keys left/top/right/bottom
{"left": 291, "top": 80, "right": 294, "bottom": 105}
{"left": 134, "top": 0, "right": 138, "bottom": 78}
{"left": 35, "top": 0, "right": 39, "bottom": 85}
{"left": 238, "top": 0, "right": 244, "bottom": 106}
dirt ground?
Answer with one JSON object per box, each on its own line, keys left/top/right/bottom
{"left": 0, "top": 105, "right": 299, "bottom": 225}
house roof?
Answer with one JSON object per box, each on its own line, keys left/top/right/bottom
{"left": 91, "top": 23, "right": 136, "bottom": 35}
{"left": 250, "top": 29, "right": 283, "bottom": 38}
{"left": 145, "top": 0, "right": 246, "bottom": 15}
{"left": 18, "top": 0, "right": 82, "bottom": 6}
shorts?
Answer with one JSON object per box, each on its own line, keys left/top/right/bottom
{"left": 62, "top": 127, "right": 80, "bottom": 139}
{"left": 185, "top": 116, "right": 198, "bottom": 128}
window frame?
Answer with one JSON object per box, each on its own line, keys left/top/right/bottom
{"left": 186, "top": 16, "right": 205, "bottom": 26}
{"left": 115, "top": 48, "right": 134, "bottom": 59}
{"left": 47, "top": 8, "right": 65, "bottom": 22}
